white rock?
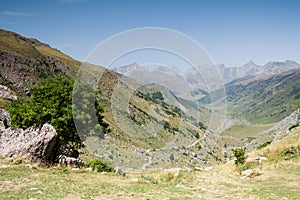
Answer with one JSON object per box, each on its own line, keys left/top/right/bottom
{"left": 241, "top": 169, "right": 253, "bottom": 178}
{"left": 85, "top": 167, "right": 93, "bottom": 172}
{"left": 71, "top": 168, "right": 80, "bottom": 171}
{"left": 204, "top": 166, "right": 213, "bottom": 171}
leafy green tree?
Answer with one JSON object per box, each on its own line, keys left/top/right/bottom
{"left": 8, "top": 76, "right": 108, "bottom": 160}
{"left": 72, "top": 81, "right": 109, "bottom": 140}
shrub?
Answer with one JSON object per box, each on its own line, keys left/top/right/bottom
{"left": 160, "top": 172, "right": 175, "bottom": 182}
{"left": 232, "top": 147, "right": 247, "bottom": 165}
{"left": 141, "top": 175, "right": 158, "bottom": 184}
{"left": 169, "top": 154, "right": 175, "bottom": 162}
{"left": 288, "top": 123, "right": 299, "bottom": 131}
{"left": 87, "top": 159, "right": 114, "bottom": 172}
{"left": 281, "top": 145, "right": 300, "bottom": 160}
{"left": 257, "top": 140, "right": 273, "bottom": 149}
{"left": 198, "top": 121, "right": 207, "bottom": 130}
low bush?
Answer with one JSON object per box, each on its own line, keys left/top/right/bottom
{"left": 141, "top": 175, "right": 158, "bottom": 184}
{"left": 87, "top": 159, "right": 114, "bottom": 172}
{"left": 232, "top": 147, "right": 247, "bottom": 165}
{"left": 288, "top": 123, "right": 299, "bottom": 131}
{"left": 257, "top": 140, "right": 273, "bottom": 150}
{"left": 281, "top": 145, "right": 300, "bottom": 160}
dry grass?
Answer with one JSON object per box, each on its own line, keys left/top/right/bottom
{"left": 1, "top": 157, "right": 299, "bottom": 200}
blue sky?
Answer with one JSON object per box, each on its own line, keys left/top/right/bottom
{"left": 1, "top": 0, "right": 300, "bottom": 67}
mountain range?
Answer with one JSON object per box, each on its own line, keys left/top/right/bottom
{"left": 114, "top": 60, "right": 300, "bottom": 100}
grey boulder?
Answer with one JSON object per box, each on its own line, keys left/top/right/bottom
{"left": 0, "top": 123, "right": 58, "bottom": 164}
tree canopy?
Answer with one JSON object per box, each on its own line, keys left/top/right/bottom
{"left": 8, "top": 76, "right": 108, "bottom": 159}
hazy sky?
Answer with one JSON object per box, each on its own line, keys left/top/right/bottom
{"left": 1, "top": 0, "right": 300, "bottom": 67}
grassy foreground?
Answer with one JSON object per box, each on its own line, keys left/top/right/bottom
{"left": 0, "top": 160, "right": 299, "bottom": 200}
{"left": 1, "top": 129, "right": 300, "bottom": 200}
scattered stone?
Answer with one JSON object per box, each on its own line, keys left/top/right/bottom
{"left": 22, "top": 178, "right": 30, "bottom": 182}
{"left": 194, "top": 167, "right": 204, "bottom": 171}
{"left": 246, "top": 157, "right": 268, "bottom": 164}
{"left": 114, "top": 166, "right": 126, "bottom": 176}
{"left": 24, "top": 164, "right": 32, "bottom": 168}
{"left": 174, "top": 169, "right": 180, "bottom": 177}
{"left": 71, "top": 168, "right": 80, "bottom": 171}
{"left": 241, "top": 169, "right": 253, "bottom": 178}
{"left": 58, "top": 155, "right": 84, "bottom": 167}
{"left": 85, "top": 167, "right": 93, "bottom": 172}
{"left": 204, "top": 166, "right": 213, "bottom": 171}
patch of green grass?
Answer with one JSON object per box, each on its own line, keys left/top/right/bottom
{"left": 249, "top": 171, "right": 300, "bottom": 200}
{"left": 222, "top": 124, "right": 273, "bottom": 139}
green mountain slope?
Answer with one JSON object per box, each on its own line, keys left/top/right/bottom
{"left": 199, "top": 69, "right": 300, "bottom": 125}
{"left": 225, "top": 69, "right": 300, "bottom": 124}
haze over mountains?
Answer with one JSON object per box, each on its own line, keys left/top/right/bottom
{"left": 217, "top": 60, "right": 300, "bottom": 83}
{"left": 115, "top": 60, "right": 300, "bottom": 86}
{"left": 113, "top": 60, "right": 300, "bottom": 101}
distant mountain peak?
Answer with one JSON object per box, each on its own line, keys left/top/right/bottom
{"left": 264, "top": 60, "right": 300, "bottom": 67}
{"left": 284, "top": 59, "right": 299, "bottom": 65}
{"left": 216, "top": 63, "right": 227, "bottom": 69}
{"left": 242, "top": 61, "right": 259, "bottom": 68}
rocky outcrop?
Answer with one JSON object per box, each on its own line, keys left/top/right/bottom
{"left": 263, "top": 109, "right": 299, "bottom": 136}
{"left": 222, "top": 117, "right": 252, "bottom": 132}
{"left": 0, "top": 108, "right": 11, "bottom": 129}
{"left": 0, "top": 123, "right": 58, "bottom": 164}
{"left": 0, "top": 85, "right": 17, "bottom": 101}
